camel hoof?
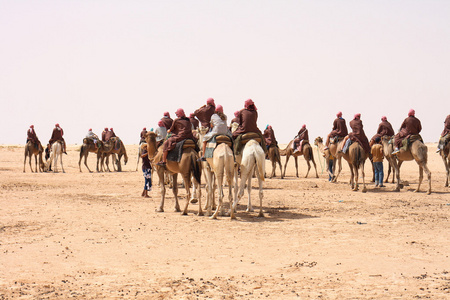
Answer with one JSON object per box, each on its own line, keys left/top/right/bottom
{"left": 181, "top": 211, "right": 188, "bottom": 215}
{"left": 198, "top": 211, "right": 204, "bottom": 216}
{"left": 362, "top": 188, "right": 367, "bottom": 193}
{"left": 155, "top": 207, "right": 164, "bottom": 212}
{"left": 427, "top": 191, "right": 431, "bottom": 195}
{"left": 257, "top": 212, "right": 264, "bottom": 218}
{"left": 394, "top": 187, "right": 400, "bottom": 192}
{"left": 210, "top": 215, "right": 217, "bottom": 220}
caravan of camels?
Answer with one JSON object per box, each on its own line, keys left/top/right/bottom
{"left": 23, "top": 99, "right": 450, "bottom": 219}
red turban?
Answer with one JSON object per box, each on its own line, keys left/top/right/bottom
{"left": 30, "top": 125, "right": 34, "bottom": 128}
{"left": 244, "top": 99, "right": 257, "bottom": 110}
{"left": 143, "top": 127, "right": 146, "bottom": 131}
{"left": 215, "top": 105, "right": 223, "bottom": 113}
{"left": 408, "top": 109, "right": 415, "bottom": 117}
{"left": 302, "top": 124, "right": 306, "bottom": 129}
{"left": 110, "top": 128, "right": 113, "bottom": 131}
{"left": 158, "top": 120, "right": 164, "bottom": 127}
{"left": 164, "top": 112, "right": 170, "bottom": 117}
{"left": 207, "top": 98, "right": 215, "bottom": 106}
{"left": 89, "top": 128, "right": 92, "bottom": 131}
{"left": 381, "top": 116, "right": 387, "bottom": 121}
{"left": 55, "top": 123, "right": 60, "bottom": 127}
{"left": 337, "top": 112, "right": 342, "bottom": 118}
{"left": 354, "top": 113, "right": 361, "bottom": 119}
{"left": 234, "top": 111, "right": 239, "bottom": 117}
{"left": 104, "top": 127, "right": 108, "bottom": 131}
{"left": 175, "top": 108, "right": 185, "bottom": 118}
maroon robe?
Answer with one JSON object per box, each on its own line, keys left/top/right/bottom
{"left": 394, "top": 116, "right": 422, "bottom": 149}
{"left": 297, "top": 128, "right": 309, "bottom": 141}
{"left": 263, "top": 128, "right": 277, "bottom": 147}
{"left": 104, "top": 130, "right": 114, "bottom": 142}
{"left": 49, "top": 127, "right": 64, "bottom": 144}
{"left": 230, "top": 117, "right": 239, "bottom": 124}
{"left": 161, "top": 117, "right": 173, "bottom": 130}
{"left": 164, "top": 117, "right": 196, "bottom": 152}
{"left": 27, "top": 129, "right": 39, "bottom": 144}
{"left": 232, "top": 108, "right": 261, "bottom": 138}
{"left": 194, "top": 104, "right": 215, "bottom": 128}
{"left": 189, "top": 117, "right": 199, "bottom": 130}
{"left": 102, "top": 130, "right": 108, "bottom": 142}
{"left": 349, "top": 118, "right": 371, "bottom": 154}
{"left": 441, "top": 115, "right": 450, "bottom": 137}
{"left": 377, "top": 120, "right": 395, "bottom": 137}
{"left": 330, "top": 118, "right": 348, "bottom": 138}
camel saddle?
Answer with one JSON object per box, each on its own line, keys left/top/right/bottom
{"left": 233, "top": 132, "right": 267, "bottom": 156}
{"left": 330, "top": 136, "right": 345, "bottom": 144}
{"left": 240, "top": 132, "right": 262, "bottom": 145}
{"left": 83, "top": 138, "right": 95, "bottom": 145}
{"left": 167, "top": 139, "right": 199, "bottom": 162}
{"left": 401, "top": 134, "right": 423, "bottom": 151}
{"left": 204, "top": 135, "right": 233, "bottom": 159}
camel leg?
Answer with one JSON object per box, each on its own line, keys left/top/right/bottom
{"left": 230, "top": 167, "right": 240, "bottom": 219}
{"left": 332, "top": 157, "right": 342, "bottom": 183}
{"left": 84, "top": 154, "right": 92, "bottom": 173}
{"left": 256, "top": 168, "right": 264, "bottom": 218}
{"left": 270, "top": 160, "right": 276, "bottom": 178}
{"left": 117, "top": 154, "right": 122, "bottom": 172}
{"left": 278, "top": 158, "right": 283, "bottom": 179}
{"left": 294, "top": 156, "right": 299, "bottom": 178}
{"left": 28, "top": 154, "right": 33, "bottom": 173}
{"left": 304, "top": 159, "right": 311, "bottom": 178}
{"left": 442, "top": 155, "right": 449, "bottom": 187}
{"left": 172, "top": 174, "right": 180, "bottom": 212}
{"left": 361, "top": 164, "right": 367, "bottom": 193}
{"left": 415, "top": 165, "right": 423, "bottom": 193}
{"left": 352, "top": 165, "right": 358, "bottom": 191}
{"left": 181, "top": 175, "right": 191, "bottom": 215}
{"left": 34, "top": 155, "right": 38, "bottom": 173}
{"left": 282, "top": 155, "right": 290, "bottom": 178}
{"left": 246, "top": 169, "right": 254, "bottom": 212}
{"left": 156, "top": 168, "right": 166, "bottom": 212}
{"left": 312, "top": 157, "right": 319, "bottom": 178}
{"left": 211, "top": 172, "right": 224, "bottom": 219}
{"left": 195, "top": 179, "right": 203, "bottom": 216}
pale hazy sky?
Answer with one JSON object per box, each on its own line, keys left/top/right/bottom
{"left": 1, "top": 0, "right": 449, "bottom": 145}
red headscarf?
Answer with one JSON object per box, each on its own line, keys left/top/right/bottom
{"left": 234, "top": 111, "right": 239, "bottom": 117}
{"left": 89, "top": 128, "right": 92, "bottom": 131}
{"left": 336, "top": 111, "right": 342, "bottom": 118}
{"left": 354, "top": 113, "right": 361, "bottom": 120}
{"left": 408, "top": 109, "right": 415, "bottom": 117}
{"left": 244, "top": 99, "right": 257, "bottom": 110}
{"left": 158, "top": 120, "right": 164, "bottom": 127}
{"left": 215, "top": 105, "right": 223, "bottom": 113}
{"left": 207, "top": 98, "right": 215, "bottom": 106}
{"left": 55, "top": 123, "right": 60, "bottom": 128}
{"left": 302, "top": 124, "right": 306, "bottom": 129}
{"left": 381, "top": 116, "right": 387, "bottom": 121}
{"left": 30, "top": 125, "right": 34, "bottom": 129}
{"left": 164, "top": 112, "right": 170, "bottom": 118}
{"left": 143, "top": 127, "right": 146, "bottom": 131}
{"left": 104, "top": 127, "right": 108, "bottom": 131}
{"left": 175, "top": 108, "right": 185, "bottom": 118}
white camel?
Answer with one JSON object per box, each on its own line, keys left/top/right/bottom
{"left": 197, "top": 127, "right": 236, "bottom": 218}
{"left": 231, "top": 137, "right": 265, "bottom": 219}
{"left": 46, "top": 141, "right": 65, "bottom": 173}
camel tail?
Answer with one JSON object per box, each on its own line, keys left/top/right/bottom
{"left": 350, "top": 145, "right": 364, "bottom": 169}
{"left": 191, "top": 154, "right": 202, "bottom": 184}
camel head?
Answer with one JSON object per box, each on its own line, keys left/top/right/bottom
{"left": 314, "top": 137, "right": 323, "bottom": 146}
{"left": 145, "top": 131, "right": 157, "bottom": 144}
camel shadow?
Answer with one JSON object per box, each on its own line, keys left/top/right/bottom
{"left": 229, "top": 204, "right": 318, "bottom": 223}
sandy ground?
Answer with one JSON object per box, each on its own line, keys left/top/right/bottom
{"left": 1, "top": 143, "right": 449, "bottom": 299}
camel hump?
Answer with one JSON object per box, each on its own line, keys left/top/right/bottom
{"left": 182, "top": 139, "right": 196, "bottom": 149}
{"left": 241, "top": 132, "right": 261, "bottom": 144}
{"left": 216, "top": 135, "right": 232, "bottom": 147}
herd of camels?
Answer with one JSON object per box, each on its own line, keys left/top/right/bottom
{"left": 23, "top": 128, "right": 450, "bottom": 219}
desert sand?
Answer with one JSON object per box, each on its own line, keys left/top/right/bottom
{"left": 1, "top": 143, "right": 449, "bottom": 299}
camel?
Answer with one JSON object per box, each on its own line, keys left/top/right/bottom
{"left": 379, "top": 136, "right": 397, "bottom": 184}
{"left": 45, "top": 141, "right": 64, "bottom": 173}
{"left": 392, "top": 139, "right": 431, "bottom": 194}
{"left": 78, "top": 138, "right": 98, "bottom": 172}
{"left": 266, "top": 145, "right": 283, "bottom": 179}
{"left": 197, "top": 127, "right": 236, "bottom": 218}
{"left": 440, "top": 140, "right": 450, "bottom": 187}
{"left": 314, "top": 137, "right": 334, "bottom": 181}
{"left": 145, "top": 132, "right": 203, "bottom": 215}
{"left": 23, "top": 141, "right": 44, "bottom": 173}
{"left": 280, "top": 140, "right": 318, "bottom": 178}
{"left": 231, "top": 136, "right": 265, "bottom": 219}
{"left": 348, "top": 142, "right": 367, "bottom": 192}
{"left": 327, "top": 137, "right": 353, "bottom": 183}
{"left": 97, "top": 138, "right": 128, "bottom": 172}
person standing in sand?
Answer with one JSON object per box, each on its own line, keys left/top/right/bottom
{"left": 140, "top": 144, "right": 152, "bottom": 198}
{"left": 371, "top": 136, "right": 385, "bottom": 187}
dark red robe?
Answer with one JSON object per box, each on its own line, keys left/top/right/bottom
{"left": 349, "top": 119, "right": 371, "bottom": 154}
{"left": 164, "top": 117, "right": 196, "bottom": 152}
{"left": 232, "top": 108, "right": 261, "bottom": 138}
{"left": 394, "top": 116, "right": 422, "bottom": 149}
{"left": 194, "top": 104, "right": 215, "bottom": 128}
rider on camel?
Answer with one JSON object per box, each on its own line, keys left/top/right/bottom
{"left": 393, "top": 109, "right": 422, "bottom": 154}
{"left": 198, "top": 105, "right": 229, "bottom": 161}
{"left": 437, "top": 115, "right": 450, "bottom": 153}
{"left": 263, "top": 125, "right": 278, "bottom": 151}
{"left": 157, "top": 108, "right": 197, "bottom": 166}
{"left": 232, "top": 99, "right": 266, "bottom": 152}
{"left": 160, "top": 112, "right": 173, "bottom": 130}
{"left": 86, "top": 128, "right": 99, "bottom": 149}
{"left": 193, "top": 98, "right": 216, "bottom": 129}
{"left": 293, "top": 124, "right": 308, "bottom": 153}
{"left": 370, "top": 116, "right": 395, "bottom": 146}
{"left": 155, "top": 120, "right": 168, "bottom": 148}
{"left": 342, "top": 113, "right": 371, "bottom": 154}
{"left": 49, "top": 123, "right": 67, "bottom": 154}
{"left": 26, "top": 125, "right": 42, "bottom": 150}
{"left": 325, "top": 111, "right": 348, "bottom": 150}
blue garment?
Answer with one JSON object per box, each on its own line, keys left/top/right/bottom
{"left": 143, "top": 167, "right": 152, "bottom": 191}
{"left": 328, "top": 159, "right": 334, "bottom": 181}
{"left": 374, "top": 161, "right": 384, "bottom": 185}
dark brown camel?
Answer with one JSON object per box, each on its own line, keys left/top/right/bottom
{"left": 266, "top": 145, "right": 283, "bottom": 179}
{"left": 145, "top": 132, "right": 203, "bottom": 215}
{"left": 23, "top": 141, "right": 44, "bottom": 173}
{"left": 280, "top": 140, "right": 318, "bottom": 178}
{"left": 440, "top": 140, "right": 450, "bottom": 187}
{"left": 78, "top": 138, "right": 98, "bottom": 172}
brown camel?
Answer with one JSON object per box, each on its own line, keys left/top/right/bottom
{"left": 378, "top": 136, "right": 397, "bottom": 184}
{"left": 97, "top": 138, "right": 128, "bottom": 172}
{"left": 393, "top": 139, "right": 431, "bottom": 194}
{"left": 266, "top": 145, "right": 283, "bottom": 179}
{"left": 280, "top": 140, "right": 318, "bottom": 178}
{"left": 23, "top": 141, "right": 44, "bottom": 173}
{"left": 327, "top": 137, "right": 354, "bottom": 183}
{"left": 348, "top": 142, "right": 367, "bottom": 192}
{"left": 78, "top": 138, "right": 98, "bottom": 173}
{"left": 145, "top": 132, "right": 203, "bottom": 215}
{"left": 440, "top": 140, "right": 450, "bottom": 187}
